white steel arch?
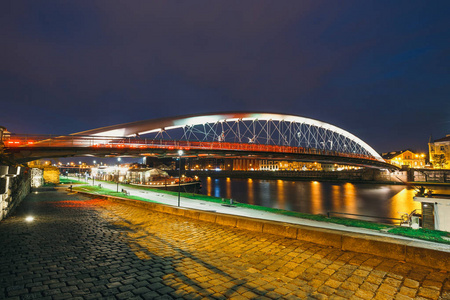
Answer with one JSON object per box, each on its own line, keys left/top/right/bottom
{"left": 72, "top": 112, "right": 383, "bottom": 161}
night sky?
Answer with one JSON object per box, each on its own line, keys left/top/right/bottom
{"left": 1, "top": 1, "right": 450, "bottom": 154}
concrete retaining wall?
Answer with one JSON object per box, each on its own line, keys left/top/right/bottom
{"left": 0, "top": 166, "right": 31, "bottom": 221}
{"left": 76, "top": 191, "right": 450, "bottom": 271}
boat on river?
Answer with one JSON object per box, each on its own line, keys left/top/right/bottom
{"left": 127, "top": 168, "right": 201, "bottom": 193}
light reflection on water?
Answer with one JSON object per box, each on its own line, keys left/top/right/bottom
{"left": 206, "top": 177, "right": 212, "bottom": 196}
{"left": 344, "top": 183, "right": 357, "bottom": 215}
{"left": 311, "top": 181, "right": 322, "bottom": 215}
{"left": 200, "top": 177, "right": 450, "bottom": 223}
{"left": 247, "top": 178, "right": 254, "bottom": 204}
{"left": 276, "top": 180, "right": 285, "bottom": 210}
{"left": 389, "top": 189, "right": 421, "bottom": 219}
{"left": 214, "top": 178, "right": 220, "bottom": 198}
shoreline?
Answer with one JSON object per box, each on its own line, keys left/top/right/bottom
{"left": 64, "top": 177, "right": 450, "bottom": 247}
{"left": 171, "top": 170, "right": 407, "bottom": 185}
{"left": 70, "top": 186, "right": 450, "bottom": 271}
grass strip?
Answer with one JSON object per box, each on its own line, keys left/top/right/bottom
{"left": 60, "top": 177, "right": 87, "bottom": 184}
{"left": 387, "top": 227, "right": 450, "bottom": 245}
{"left": 72, "top": 185, "right": 159, "bottom": 203}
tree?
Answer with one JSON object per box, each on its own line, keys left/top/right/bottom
{"left": 432, "top": 154, "right": 447, "bottom": 169}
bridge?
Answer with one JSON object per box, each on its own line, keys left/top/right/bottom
{"left": 1, "top": 112, "right": 397, "bottom": 170}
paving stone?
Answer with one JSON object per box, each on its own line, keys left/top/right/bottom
{"left": 374, "top": 291, "right": 395, "bottom": 300}
{"left": 336, "top": 288, "right": 355, "bottom": 298}
{"left": 395, "top": 294, "right": 413, "bottom": 300}
{"left": 354, "top": 289, "right": 375, "bottom": 300}
{"left": 6, "top": 288, "right": 28, "bottom": 297}
{"left": 417, "top": 287, "right": 441, "bottom": 300}
{"left": 403, "top": 278, "right": 419, "bottom": 289}
{"left": 133, "top": 286, "right": 151, "bottom": 295}
{"left": 422, "top": 280, "right": 442, "bottom": 291}
{"left": 52, "top": 293, "right": 75, "bottom": 300}
{"left": 142, "top": 290, "right": 162, "bottom": 299}
{"left": 341, "top": 281, "right": 360, "bottom": 292}
{"left": 21, "top": 292, "right": 45, "bottom": 300}
{"left": 348, "top": 275, "right": 365, "bottom": 285}
{"left": 360, "top": 281, "right": 378, "bottom": 293}
{"left": 116, "top": 290, "right": 136, "bottom": 299}
{"left": 398, "top": 286, "right": 416, "bottom": 298}
{"left": 30, "top": 284, "right": 49, "bottom": 293}
{"left": 378, "top": 283, "right": 398, "bottom": 295}
{"left": 366, "top": 274, "right": 383, "bottom": 285}
{"left": 318, "top": 284, "right": 336, "bottom": 296}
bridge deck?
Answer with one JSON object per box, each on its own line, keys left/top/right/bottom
{"left": 2, "top": 135, "right": 398, "bottom": 170}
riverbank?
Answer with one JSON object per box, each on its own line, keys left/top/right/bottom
{"left": 67, "top": 182, "right": 450, "bottom": 271}
{"left": 64, "top": 176, "right": 450, "bottom": 246}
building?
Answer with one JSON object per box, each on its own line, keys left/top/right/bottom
{"left": 260, "top": 160, "right": 322, "bottom": 171}
{"left": 382, "top": 150, "right": 426, "bottom": 169}
{"left": 233, "top": 159, "right": 260, "bottom": 171}
{"left": 429, "top": 134, "right": 450, "bottom": 169}
{"left": 127, "top": 168, "right": 169, "bottom": 184}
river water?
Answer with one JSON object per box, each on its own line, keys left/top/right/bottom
{"left": 199, "top": 176, "right": 450, "bottom": 223}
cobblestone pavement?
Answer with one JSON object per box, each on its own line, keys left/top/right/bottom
{"left": 0, "top": 188, "right": 449, "bottom": 300}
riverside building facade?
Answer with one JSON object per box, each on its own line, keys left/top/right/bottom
{"left": 429, "top": 134, "right": 450, "bottom": 169}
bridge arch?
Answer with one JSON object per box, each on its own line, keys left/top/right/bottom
{"left": 73, "top": 112, "right": 383, "bottom": 162}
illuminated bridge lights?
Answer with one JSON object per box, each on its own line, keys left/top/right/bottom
{"left": 3, "top": 136, "right": 377, "bottom": 161}
{"left": 2, "top": 112, "right": 396, "bottom": 168}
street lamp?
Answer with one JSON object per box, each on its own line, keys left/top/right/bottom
{"left": 177, "top": 150, "right": 183, "bottom": 207}
{"left": 92, "top": 160, "right": 96, "bottom": 185}
{"left": 116, "top": 169, "right": 119, "bottom": 192}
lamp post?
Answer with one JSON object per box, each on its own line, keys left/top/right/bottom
{"left": 116, "top": 170, "right": 119, "bottom": 192}
{"left": 177, "top": 150, "right": 183, "bottom": 207}
{"left": 92, "top": 160, "right": 96, "bottom": 186}
{"left": 116, "top": 158, "right": 121, "bottom": 192}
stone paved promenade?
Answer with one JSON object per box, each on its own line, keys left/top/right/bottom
{"left": 0, "top": 188, "right": 449, "bottom": 300}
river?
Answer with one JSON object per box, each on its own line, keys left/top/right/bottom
{"left": 199, "top": 176, "right": 450, "bottom": 223}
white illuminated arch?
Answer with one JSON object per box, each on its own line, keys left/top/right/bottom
{"left": 72, "top": 112, "right": 383, "bottom": 161}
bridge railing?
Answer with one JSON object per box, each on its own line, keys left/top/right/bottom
{"left": 3, "top": 134, "right": 115, "bottom": 147}
{"left": 3, "top": 134, "right": 380, "bottom": 162}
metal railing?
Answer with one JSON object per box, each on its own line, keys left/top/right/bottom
{"left": 327, "top": 211, "right": 402, "bottom": 225}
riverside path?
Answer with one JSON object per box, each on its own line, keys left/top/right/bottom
{"left": 0, "top": 187, "right": 449, "bottom": 300}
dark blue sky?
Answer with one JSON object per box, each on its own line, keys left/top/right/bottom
{"left": 1, "top": 1, "right": 449, "bottom": 153}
